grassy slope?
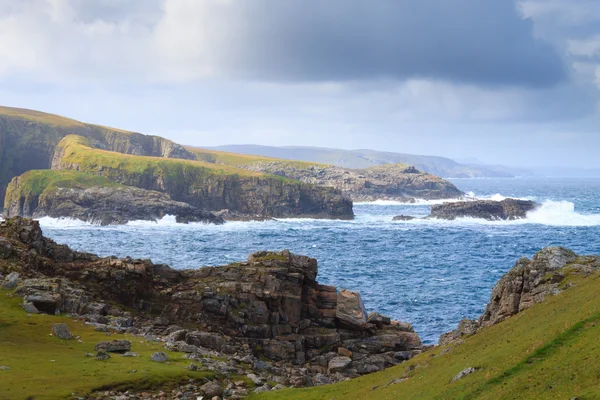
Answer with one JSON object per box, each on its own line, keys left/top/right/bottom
{"left": 6, "top": 170, "right": 121, "bottom": 197}
{"left": 251, "top": 271, "right": 600, "bottom": 400}
{"left": 0, "top": 106, "right": 86, "bottom": 129}
{"left": 58, "top": 135, "right": 268, "bottom": 179}
{"left": 0, "top": 292, "right": 215, "bottom": 400}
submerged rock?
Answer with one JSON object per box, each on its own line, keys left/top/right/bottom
{"left": 392, "top": 215, "right": 416, "bottom": 221}
{"left": 429, "top": 198, "right": 539, "bottom": 221}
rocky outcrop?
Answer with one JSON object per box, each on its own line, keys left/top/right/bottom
{"left": 0, "top": 217, "right": 421, "bottom": 383}
{"left": 478, "top": 247, "right": 599, "bottom": 327}
{"left": 439, "top": 247, "right": 600, "bottom": 345}
{"left": 4, "top": 178, "right": 223, "bottom": 225}
{"left": 430, "top": 198, "right": 539, "bottom": 221}
{"left": 239, "top": 162, "right": 464, "bottom": 202}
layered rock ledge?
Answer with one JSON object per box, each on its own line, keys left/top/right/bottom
{"left": 0, "top": 217, "right": 421, "bottom": 386}
{"left": 429, "top": 198, "right": 539, "bottom": 221}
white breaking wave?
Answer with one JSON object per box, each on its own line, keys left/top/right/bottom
{"left": 524, "top": 200, "right": 600, "bottom": 227}
{"left": 355, "top": 192, "right": 534, "bottom": 206}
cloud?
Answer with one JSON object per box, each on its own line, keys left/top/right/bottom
{"left": 0, "top": 0, "right": 566, "bottom": 87}
{"left": 154, "top": 0, "right": 566, "bottom": 86}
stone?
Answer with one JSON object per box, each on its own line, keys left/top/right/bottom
{"left": 312, "top": 373, "right": 332, "bottom": 386}
{"left": 2, "top": 272, "right": 20, "bottom": 290}
{"left": 0, "top": 366, "right": 9, "bottom": 371}
{"left": 94, "top": 340, "right": 131, "bottom": 353}
{"left": 22, "top": 301, "right": 39, "bottom": 314}
{"left": 95, "top": 350, "right": 110, "bottom": 361}
{"left": 121, "top": 352, "right": 140, "bottom": 357}
{"left": 430, "top": 199, "right": 539, "bottom": 221}
{"left": 247, "top": 373, "right": 265, "bottom": 386}
{"left": 0, "top": 237, "right": 13, "bottom": 259}
{"left": 367, "top": 312, "right": 391, "bottom": 327}
{"left": 337, "top": 347, "right": 353, "bottom": 357}
{"left": 188, "top": 363, "right": 199, "bottom": 371}
{"left": 328, "top": 356, "right": 352, "bottom": 373}
{"left": 336, "top": 289, "right": 367, "bottom": 329}
{"left": 52, "top": 323, "right": 73, "bottom": 340}
{"left": 151, "top": 352, "right": 169, "bottom": 363}
{"left": 451, "top": 367, "right": 480, "bottom": 383}
{"left": 200, "top": 381, "right": 223, "bottom": 397}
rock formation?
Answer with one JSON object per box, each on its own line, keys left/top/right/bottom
{"left": 4, "top": 180, "right": 224, "bottom": 225}
{"left": 439, "top": 246, "right": 600, "bottom": 345}
{"left": 1, "top": 107, "right": 354, "bottom": 221}
{"left": 239, "top": 162, "right": 464, "bottom": 202}
{"left": 429, "top": 198, "right": 539, "bottom": 221}
{"left": 0, "top": 217, "right": 421, "bottom": 384}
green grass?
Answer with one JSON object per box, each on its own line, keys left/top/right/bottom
{"left": 251, "top": 271, "right": 600, "bottom": 400}
{"left": 186, "top": 146, "right": 328, "bottom": 169}
{"left": 7, "top": 170, "right": 121, "bottom": 197}
{"left": 0, "top": 106, "right": 85, "bottom": 128}
{"left": 0, "top": 292, "right": 214, "bottom": 400}
{"left": 58, "top": 135, "right": 268, "bottom": 179}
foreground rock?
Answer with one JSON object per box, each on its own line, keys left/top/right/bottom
{"left": 4, "top": 182, "right": 224, "bottom": 226}
{"left": 430, "top": 198, "right": 539, "bottom": 221}
{"left": 240, "top": 162, "right": 464, "bottom": 202}
{"left": 440, "top": 246, "right": 600, "bottom": 345}
{"left": 0, "top": 217, "right": 422, "bottom": 386}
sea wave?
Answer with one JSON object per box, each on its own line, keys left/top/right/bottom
{"left": 391, "top": 200, "right": 600, "bottom": 227}
{"left": 355, "top": 192, "right": 534, "bottom": 206}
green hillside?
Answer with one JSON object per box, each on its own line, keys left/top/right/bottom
{"left": 251, "top": 268, "right": 600, "bottom": 400}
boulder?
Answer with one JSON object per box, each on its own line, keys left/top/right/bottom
{"left": 201, "top": 382, "right": 223, "bottom": 398}
{"left": 95, "top": 350, "right": 110, "bottom": 361}
{"left": 151, "top": 352, "right": 169, "bottom": 362}
{"left": 52, "top": 323, "right": 73, "bottom": 340}
{"left": 336, "top": 289, "right": 368, "bottom": 329}
{"left": 1, "top": 272, "right": 20, "bottom": 290}
{"left": 94, "top": 340, "right": 131, "bottom": 353}
{"left": 0, "top": 238, "right": 13, "bottom": 259}
{"left": 451, "top": 367, "right": 480, "bottom": 383}
{"left": 430, "top": 199, "right": 539, "bottom": 221}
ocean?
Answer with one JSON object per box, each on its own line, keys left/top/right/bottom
{"left": 37, "top": 177, "right": 600, "bottom": 344}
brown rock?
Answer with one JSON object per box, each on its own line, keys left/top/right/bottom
{"left": 336, "top": 289, "right": 368, "bottom": 329}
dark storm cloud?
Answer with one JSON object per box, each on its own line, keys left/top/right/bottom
{"left": 207, "top": 0, "right": 566, "bottom": 87}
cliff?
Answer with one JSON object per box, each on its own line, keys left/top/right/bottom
{"left": 0, "top": 217, "right": 420, "bottom": 398}
{"left": 4, "top": 170, "right": 224, "bottom": 225}
{"left": 190, "top": 148, "right": 464, "bottom": 202}
{"left": 48, "top": 135, "right": 353, "bottom": 220}
{"left": 0, "top": 106, "right": 195, "bottom": 204}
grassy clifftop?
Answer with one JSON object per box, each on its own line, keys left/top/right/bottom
{"left": 251, "top": 267, "right": 600, "bottom": 400}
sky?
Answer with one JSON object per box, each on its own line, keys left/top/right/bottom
{"left": 0, "top": 0, "right": 599, "bottom": 168}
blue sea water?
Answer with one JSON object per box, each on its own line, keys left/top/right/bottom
{"left": 38, "top": 178, "right": 600, "bottom": 344}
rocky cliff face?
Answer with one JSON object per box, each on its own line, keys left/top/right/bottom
{"left": 0, "top": 107, "right": 197, "bottom": 207}
{"left": 51, "top": 136, "right": 354, "bottom": 220}
{"left": 4, "top": 179, "right": 223, "bottom": 225}
{"left": 439, "top": 247, "right": 600, "bottom": 345}
{"left": 0, "top": 217, "right": 421, "bottom": 383}
{"left": 240, "top": 162, "right": 464, "bottom": 202}
{"left": 430, "top": 198, "right": 539, "bottom": 220}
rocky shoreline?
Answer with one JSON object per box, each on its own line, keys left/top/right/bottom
{"left": 1, "top": 216, "right": 597, "bottom": 399}
{"left": 0, "top": 217, "right": 421, "bottom": 398}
